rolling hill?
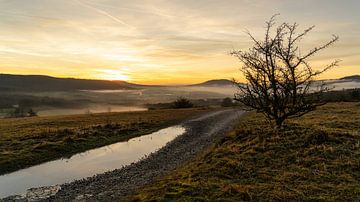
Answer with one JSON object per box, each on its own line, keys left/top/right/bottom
{"left": 340, "top": 75, "right": 360, "bottom": 81}
{"left": 0, "top": 74, "right": 140, "bottom": 92}
{"left": 190, "top": 79, "right": 234, "bottom": 87}
{"left": 1, "top": 73, "right": 359, "bottom": 92}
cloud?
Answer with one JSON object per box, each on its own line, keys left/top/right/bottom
{"left": 73, "top": 0, "right": 134, "bottom": 28}
{"left": 0, "top": 0, "right": 358, "bottom": 84}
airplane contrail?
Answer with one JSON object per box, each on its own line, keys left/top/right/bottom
{"left": 84, "top": 1, "right": 175, "bottom": 18}
{"left": 74, "top": 0, "right": 134, "bottom": 29}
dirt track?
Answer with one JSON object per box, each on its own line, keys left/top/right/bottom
{"left": 45, "top": 109, "right": 245, "bottom": 201}
{"left": 48, "top": 109, "right": 243, "bottom": 201}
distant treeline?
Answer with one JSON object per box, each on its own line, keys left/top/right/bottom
{"left": 0, "top": 93, "right": 91, "bottom": 109}
{"left": 323, "top": 88, "right": 360, "bottom": 102}
{"left": 2, "top": 107, "right": 37, "bottom": 118}
{"left": 146, "top": 98, "right": 220, "bottom": 110}
{"left": 147, "top": 88, "right": 360, "bottom": 110}
{"left": 147, "top": 97, "right": 240, "bottom": 110}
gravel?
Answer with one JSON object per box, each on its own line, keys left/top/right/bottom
{"left": 5, "top": 109, "right": 244, "bottom": 202}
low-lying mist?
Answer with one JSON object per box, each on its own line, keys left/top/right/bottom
{"left": 0, "top": 85, "right": 237, "bottom": 117}
{"left": 36, "top": 105, "right": 147, "bottom": 117}
{"left": 1, "top": 79, "right": 359, "bottom": 117}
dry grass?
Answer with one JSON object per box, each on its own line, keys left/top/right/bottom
{"left": 129, "top": 102, "right": 360, "bottom": 201}
{"left": 0, "top": 108, "right": 210, "bottom": 175}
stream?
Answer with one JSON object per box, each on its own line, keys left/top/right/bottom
{"left": 0, "top": 126, "right": 186, "bottom": 199}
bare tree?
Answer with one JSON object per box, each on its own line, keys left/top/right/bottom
{"left": 231, "top": 15, "right": 339, "bottom": 127}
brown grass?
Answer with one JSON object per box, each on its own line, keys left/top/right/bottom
{"left": 0, "top": 108, "right": 210, "bottom": 175}
{"left": 129, "top": 102, "right": 360, "bottom": 201}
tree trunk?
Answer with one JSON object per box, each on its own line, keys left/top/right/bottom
{"left": 275, "top": 118, "right": 284, "bottom": 129}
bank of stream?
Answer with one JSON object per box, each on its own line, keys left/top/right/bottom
{"left": 0, "top": 126, "right": 185, "bottom": 199}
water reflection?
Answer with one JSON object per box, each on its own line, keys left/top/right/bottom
{"left": 0, "top": 126, "right": 185, "bottom": 198}
{"left": 37, "top": 105, "right": 147, "bottom": 117}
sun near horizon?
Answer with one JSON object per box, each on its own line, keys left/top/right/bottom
{"left": 0, "top": 0, "right": 359, "bottom": 85}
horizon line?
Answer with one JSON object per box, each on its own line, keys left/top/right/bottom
{"left": 1, "top": 72, "right": 359, "bottom": 86}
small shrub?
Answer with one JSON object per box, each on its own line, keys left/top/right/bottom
{"left": 27, "top": 108, "right": 37, "bottom": 117}
{"left": 173, "top": 97, "right": 194, "bottom": 109}
{"left": 350, "top": 89, "right": 360, "bottom": 100}
{"left": 221, "top": 97, "right": 233, "bottom": 107}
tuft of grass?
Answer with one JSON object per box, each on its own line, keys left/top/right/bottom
{"left": 129, "top": 102, "right": 360, "bottom": 201}
{"left": 0, "top": 108, "right": 211, "bottom": 175}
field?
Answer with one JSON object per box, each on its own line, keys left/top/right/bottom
{"left": 130, "top": 102, "right": 360, "bottom": 201}
{"left": 0, "top": 108, "right": 210, "bottom": 175}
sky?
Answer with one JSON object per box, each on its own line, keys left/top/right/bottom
{"left": 0, "top": 0, "right": 359, "bottom": 84}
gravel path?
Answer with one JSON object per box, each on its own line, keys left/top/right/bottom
{"left": 9, "top": 109, "right": 244, "bottom": 202}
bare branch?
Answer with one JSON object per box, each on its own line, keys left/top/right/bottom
{"left": 231, "top": 15, "right": 339, "bottom": 127}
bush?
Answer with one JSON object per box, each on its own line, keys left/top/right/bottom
{"left": 350, "top": 89, "right": 360, "bottom": 100}
{"left": 172, "top": 97, "right": 194, "bottom": 109}
{"left": 27, "top": 108, "right": 37, "bottom": 117}
{"left": 221, "top": 97, "right": 233, "bottom": 107}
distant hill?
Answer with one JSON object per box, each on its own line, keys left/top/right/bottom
{"left": 192, "top": 75, "right": 360, "bottom": 88}
{"left": 0, "top": 74, "right": 141, "bottom": 92}
{"left": 2, "top": 74, "right": 358, "bottom": 92}
{"left": 190, "top": 79, "right": 234, "bottom": 87}
{"left": 340, "top": 75, "right": 360, "bottom": 81}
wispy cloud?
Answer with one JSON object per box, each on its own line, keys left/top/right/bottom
{"left": 83, "top": 0, "right": 175, "bottom": 18}
{"left": 0, "top": 11, "right": 64, "bottom": 22}
{"left": 73, "top": 0, "right": 134, "bottom": 28}
{"left": 0, "top": 0, "right": 358, "bottom": 83}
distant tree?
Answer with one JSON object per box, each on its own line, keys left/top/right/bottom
{"left": 221, "top": 97, "right": 233, "bottom": 107}
{"left": 27, "top": 108, "right": 37, "bottom": 117}
{"left": 231, "top": 15, "right": 339, "bottom": 128}
{"left": 350, "top": 89, "right": 360, "bottom": 100}
{"left": 7, "top": 106, "right": 25, "bottom": 118}
{"left": 173, "top": 97, "right": 194, "bottom": 108}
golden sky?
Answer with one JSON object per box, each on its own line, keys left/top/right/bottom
{"left": 0, "top": 0, "right": 359, "bottom": 84}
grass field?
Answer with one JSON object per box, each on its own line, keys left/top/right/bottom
{"left": 130, "top": 102, "right": 360, "bottom": 201}
{"left": 0, "top": 108, "right": 210, "bottom": 175}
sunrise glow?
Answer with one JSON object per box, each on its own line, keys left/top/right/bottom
{"left": 96, "top": 69, "right": 131, "bottom": 81}
{"left": 0, "top": 0, "right": 359, "bottom": 84}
